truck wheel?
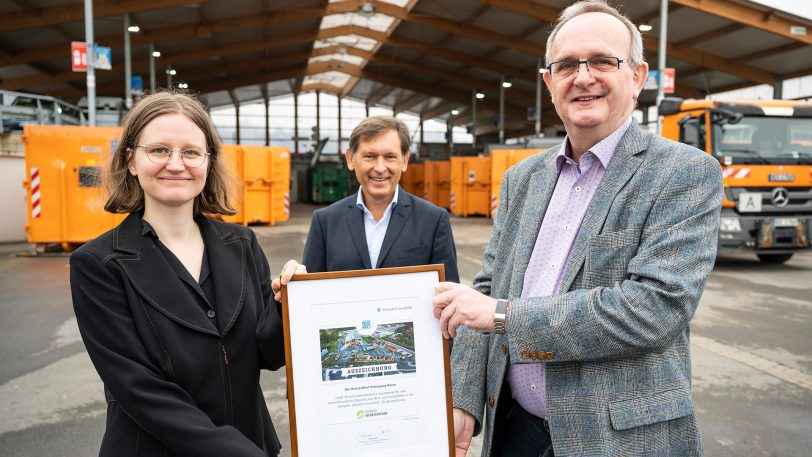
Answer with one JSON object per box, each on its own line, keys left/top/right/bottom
{"left": 756, "top": 253, "right": 793, "bottom": 264}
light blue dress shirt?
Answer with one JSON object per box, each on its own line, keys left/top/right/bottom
{"left": 356, "top": 187, "right": 399, "bottom": 268}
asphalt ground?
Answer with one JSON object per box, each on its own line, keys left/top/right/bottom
{"left": 0, "top": 203, "right": 810, "bottom": 456}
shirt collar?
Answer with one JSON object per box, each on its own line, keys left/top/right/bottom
{"left": 557, "top": 116, "right": 633, "bottom": 170}
{"left": 356, "top": 186, "right": 399, "bottom": 213}
{"left": 141, "top": 218, "right": 158, "bottom": 238}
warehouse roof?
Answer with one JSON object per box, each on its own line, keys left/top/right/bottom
{"left": 1, "top": 0, "right": 811, "bottom": 138}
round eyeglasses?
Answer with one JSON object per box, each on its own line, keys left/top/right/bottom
{"left": 135, "top": 144, "right": 210, "bottom": 168}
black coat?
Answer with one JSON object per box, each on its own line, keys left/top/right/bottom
{"left": 302, "top": 188, "right": 459, "bottom": 282}
{"left": 70, "top": 212, "right": 285, "bottom": 456}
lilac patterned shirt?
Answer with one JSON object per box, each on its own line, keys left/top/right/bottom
{"left": 506, "top": 116, "right": 632, "bottom": 418}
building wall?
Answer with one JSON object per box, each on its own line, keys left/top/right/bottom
{"left": 0, "top": 152, "right": 27, "bottom": 243}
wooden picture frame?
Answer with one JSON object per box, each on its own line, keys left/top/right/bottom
{"left": 281, "top": 264, "right": 453, "bottom": 457}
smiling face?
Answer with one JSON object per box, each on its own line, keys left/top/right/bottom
{"left": 345, "top": 129, "right": 409, "bottom": 207}
{"left": 543, "top": 12, "right": 648, "bottom": 144}
{"left": 127, "top": 112, "right": 208, "bottom": 214}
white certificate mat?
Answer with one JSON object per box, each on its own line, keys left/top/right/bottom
{"left": 281, "top": 265, "right": 453, "bottom": 457}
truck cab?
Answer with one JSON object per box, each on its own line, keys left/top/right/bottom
{"left": 660, "top": 97, "right": 812, "bottom": 264}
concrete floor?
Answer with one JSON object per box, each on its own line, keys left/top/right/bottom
{"left": 0, "top": 203, "right": 810, "bottom": 456}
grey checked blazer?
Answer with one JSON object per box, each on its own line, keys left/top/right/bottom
{"left": 451, "top": 121, "right": 722, "bottom": 456}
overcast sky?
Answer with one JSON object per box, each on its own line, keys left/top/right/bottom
{"left": 750, "top": 0, "right": 812, "bottom": 21}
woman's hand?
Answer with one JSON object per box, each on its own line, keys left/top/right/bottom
{"left": 271, "top": 260, "right": 307, "bottom": 302}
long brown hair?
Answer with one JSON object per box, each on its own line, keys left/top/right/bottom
{"left": 104, "top": 91, "right": 237, "bottom": 215}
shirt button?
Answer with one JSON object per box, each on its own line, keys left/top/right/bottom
{"left": 550, "top": 264, "right": 556, "bottom": 270}
{"left": 564, "top": 224, "right": 570, "bottom": 230}
{"left": 575, "top": 186, "right": 582, "bottom": 192}
{"left": 207, "top": 310, "right": 216, "bottom": 318}
{"left": 530, "top": 384, "right": 537, "bottom": 391}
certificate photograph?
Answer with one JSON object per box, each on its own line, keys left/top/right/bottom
{"left": 281, "top": 265, "right": 453, "bottom": 457}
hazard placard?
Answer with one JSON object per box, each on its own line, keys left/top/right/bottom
{"left": 71, "top": 42, "right": 87, "bottom": 72}
{"left": 737, "top": 192, "right": 762, "bottom": 213}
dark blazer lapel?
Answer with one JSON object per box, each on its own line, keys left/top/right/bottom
{"left": 198, "top": 217, "right": 245, "bottom": 337}
{"left": 559, "top": 122, "right": 649, "bottom": 293}
{"left": 376, "top": 188, "right": 412, "bottom": 268}
{"left": 345, "top": 202, "right": 372, "bottom": 269}
{"left": 113, "top": 213, "right": 219, "bottom": 336}
{"left": 511, "top": 150, "right": 560, "bottom": 298}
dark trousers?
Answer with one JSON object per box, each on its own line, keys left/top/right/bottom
{"left": 497, "top": 400, "right": 555, "bottom": 457}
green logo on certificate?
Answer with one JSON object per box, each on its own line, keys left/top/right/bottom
{"left": 356, "top": 410, "right": 365, "bottom": 420}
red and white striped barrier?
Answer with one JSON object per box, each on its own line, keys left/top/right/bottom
{"left": 449, "top": 191, "right": 456, "bottom": 210}
{"left": 283, "top": 192, "right": 290, "bottom": 215}
{"left": 30, "top": 167, "right": 41, "bottom": 219}
{"left": 491, "top": 194, "right": 498, "bottom": 218}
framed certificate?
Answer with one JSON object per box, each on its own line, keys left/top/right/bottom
{"left": 281, "top": 265, "right": 453, "bottom": 457}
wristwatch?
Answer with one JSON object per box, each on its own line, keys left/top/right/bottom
{"left": 493, "top": 299, "right": 509, "bottom": 334}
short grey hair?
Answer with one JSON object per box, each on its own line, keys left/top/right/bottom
{"left": 545, "top": 0, "right": 645, "bottom": 68}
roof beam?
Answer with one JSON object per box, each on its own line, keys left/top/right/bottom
{"left": 480, "top": 0, "right": 559, "bottom": 23}
{"left": 634, "top": 5, "right": 684, "bottom": 27}
{"left": 4, "top": 34, "right": 316, "bottom": 91}
{"left": 735, "top": 42, "right": 808, "bottom": 62}
{"left": 0, "top": 0, "right": 213, "bottom": 33}
{"left": 675, "top": 23, "right": 745, "bottom": 48}
{"left": 50, "top": 52, "right": 309, "bottom": 98}
{"left": 645, "top": 35, "right": 776, "bottom": 85}
{"left": 422, "top": 101, "right": 464, "bottom": 120}
{"left": 672, "top": 0, "right": 812, "bottom": 45}
{"left": 386, "top": 35, "right": 535, "bottom": 83}
{"left": 367, "top": 84, "right": 395, "bottom": 107}
{"left": 327, "top": 0, "right": 421, "bottom": 96}
{"left": 305, "top": 59, "right": 531, "bottom": 121}
{"left": 300, "top": 82, "right": 345, "bottom": 94}
{"left": 57, "top": 62, "right": 308, "bottom": 100}
{"left": 0, "top": 7, "right": 325, "bottom": 67}
{"left": 393, "top": 93, "right": 428, "bottom": 114}
{"left": 356, "top": 0, "right": 544, "bottom": 57}
{"left": 311, "top": 45, "right": 375, "bottom": 61}
{"left": 367, "top": 53, "right": 540, "bottom": 107}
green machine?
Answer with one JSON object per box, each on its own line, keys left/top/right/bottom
{"left": 308, "top": 138, "right": 350, "bottom": 204}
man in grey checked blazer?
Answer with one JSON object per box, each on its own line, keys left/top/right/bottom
{"left": 433, "top": 1, "right": 722, "bottom": 456}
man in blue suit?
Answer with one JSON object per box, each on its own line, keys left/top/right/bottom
{"left": 302, "top": 115, "right": 459, "bottom": 283}
{"left": 433, "top": 1, "right": 722, "bottom": 456}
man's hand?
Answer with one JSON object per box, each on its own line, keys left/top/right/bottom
{"left": 271, "top": 260, "right": 307, "bottom": 301}
{"left": 433, "top": 282, "right": 497, "bottom": 338}
{"left": 453, "top": 407, "right": 475, "bottom": 457}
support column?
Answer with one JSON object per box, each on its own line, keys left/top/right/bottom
{"left": 420, "top": 115, "right": 424, "bottom": 150}
{"left": 471, "top": 90, "right": 477, "bottom": 151}
{"left": 229, "top": 90, "right": 240, "bottom": 144}
{"left": 338, "top": 95, "right": 343, "bottom": 154}
{"left": 123, "top": 14, "right": 132, "bottom": 109}
{"left": 315, "top": 90, "right": 321, "bottom": 143}
{"left": 774, "top": 77, "right": 784, "bottom": 100}
{"left": 656, "top": 0, "right": 669, "bottom": 134}
{"left": 264, "top": 95, "right": 270, "bottom": 146}
{"left": 499, "top": 75, "right": 505, "bottom": 144}
{"left": 149, "top": 43, "right": 156, "bottom": 91}
{"left": 84, "top": 0, "right": 96, "bottom": 126}
{"left": 536, "top": 58, "right": 542, "bottom": 136}
{"left": 446, "top": 118, "right": 453, "bottom": 153}
{"left": 294, "top": 92, "right": 299, "bottom": 156}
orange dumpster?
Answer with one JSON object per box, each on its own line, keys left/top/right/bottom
{"left": 423, "top": 160, "right": 451, "bottom": 209}
{"left": 450, "top": 156, "right": 492, "bottom": 217}
{"left": 489, "top": 149, "right": 543, "bottom": 218}
{"left": 23, "top": 125, "right": 125, "bottom": 251}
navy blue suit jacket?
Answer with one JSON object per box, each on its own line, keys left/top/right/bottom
{"left": 303, "top": 188, "right": 459, "bottom": 282}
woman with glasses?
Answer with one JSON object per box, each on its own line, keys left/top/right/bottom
{"left": 69, "top": 91, "right": 298, "bottom": 456}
